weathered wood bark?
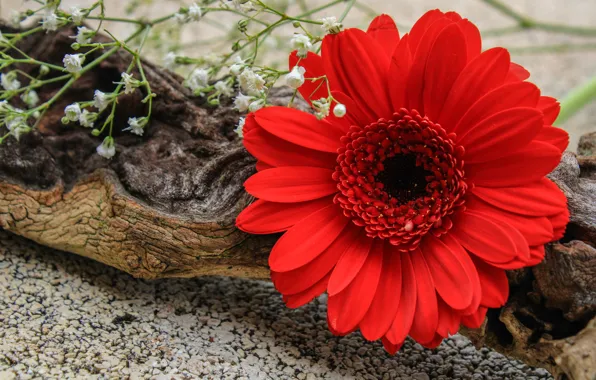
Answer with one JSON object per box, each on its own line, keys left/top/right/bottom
{"left": 0, "top": 24, "right": 594, "bottom": 379}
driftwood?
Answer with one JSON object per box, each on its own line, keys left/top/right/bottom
{"left": 0, "top": 24, "right": 594, "bottom": 380}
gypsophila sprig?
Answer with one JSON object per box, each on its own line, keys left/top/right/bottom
{"left": 63, "top": 54, "right": 85, "bottom": 73}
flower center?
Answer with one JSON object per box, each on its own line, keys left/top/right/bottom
{"left": 332, "top": 109, "right": 467, "bottom": 252}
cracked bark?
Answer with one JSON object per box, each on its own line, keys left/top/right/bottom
{"left": 0, "top": 24, "right": 594, "bottom": 380}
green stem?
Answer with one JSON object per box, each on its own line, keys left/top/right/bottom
{"left": 339, "top": 0, "right": 357, "bottom": 23}
{"left": 556, "top": 76, "right": 596, "bottom": 124}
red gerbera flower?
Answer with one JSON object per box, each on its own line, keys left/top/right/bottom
{"left": 236, "top": 10, "right": 569, "bottom": 353}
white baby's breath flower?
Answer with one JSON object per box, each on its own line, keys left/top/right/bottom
{"left": 231, "top": 0, "right": 257, "bottom": 12}
{"left": 248, "top": 99, "right": 265, "bottom": 112}
{"left": 291, "top": 34, "right": 312, "bottom": 58}
{"left": 63, "top": 54, "right": 84, "bottom": 73}
{"left": 41, "top": 12, "right": 60, "bottom": 32}
{"left": 188, "top": 3, "right": 203, "bottom": 22}
{"left": 234, "top": 117, "right": 245, "bottom": 138}
{"left": 119, "top": 72, "right": 140, "bottom": 94}
{"left": 320, "top": 16, "right": 342, "bottom": 34}
{"left": 229, "top": 56, "right": 245, "bottom": 76}
{"left": 333, "top": 103, "right": 346, "bottom": 118}
{"left": 93, "top": 90, "right": 110, "bottom": 111}
{"left": 79, "top": 109, "right": 96, "bottom": 128}
{"left": 96, "top": 137, "right": 116, "bottom": 159}
{"left": 214, "top": 81, "right": 233, "bottom": 97}
{"left": 21, "top": 90, "right": 39, "bottom": 107}
{"left": 1, "top": 72, "right": 21, "bottom": 91}
{"left": 74, "top": 26, "right": 92, "bottom": 44}
{"left": 64, "top": 103, "right": 81, "bottom": 122}
{"left": 70, "top": 7, "right": 85, "bottom": 25}
{"left": 6, "top": 115, "right": 29, "bottom": 141}
{"left": 233, "top": 93, "right": 253, "bottom": 112}
{"left": 185, "top": 68, "right": 209, "bottom": 93}
{"left": 124, "top": 117, "right": 147, "bottom": 136}
{"left": 174, "top": 12, "right": 187, "bottom": 24}
{"left": 238, "top": 68, "right": 265, "bottom": 96}
{"left": 285, "top": 66, "right": 306, "bottom": 89}
{"left": 163, "top": 52, "right": 177, "bottom": 70}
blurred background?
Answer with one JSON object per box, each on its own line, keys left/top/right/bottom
{"left": 2, "top": 0, "right": 595, "bottom": 149}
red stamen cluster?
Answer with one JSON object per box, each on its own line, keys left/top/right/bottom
{"left": 332, "top": 109, "right": 467, "bottom": 251}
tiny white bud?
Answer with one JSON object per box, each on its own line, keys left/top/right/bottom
{"left": 235, "top": 117, "right": 245, "bottom": 138}
{"left": 1, "top": 72, "right": 21, "bottom": 91}
{"left": 238, "top": 68, "right": 265, "bottom": 96}
{"left": 174, "top": 12, "right": 187, "bottom": 25}
{"left": 124, "top": 117, "right": 147, "bottom": 136}
{"left": 320, "top": 16, "right": 342, "bottom": 34}
{"left": 21, "top": 90, "right": 40, "bottom": 107}
{"left": 248, "top": 99, "right": 265, "bottom": 112}
{"left": 63, "top": 54, "right": 84, "bottom": 73}
{"left": 79, "top": 109, "right": 97, "bottom": 128}
{"left": 64, "top": 103, "right": 81, "bottom": 121}
{"left": 333, "top": 103, "right": 346, "bottom": 118}
{"left": 70, "top": 7, "right": 85, "bottom": 25}
{"left": 163, "top": 52, "right": 177, "bottom": 70}
{"left": 285, "top": 66, "right": 306, "bottom": 89}
{"left": 291, "top": 34, "right": 312, "bottom": 58}
{"left": 234, "top": 93, "right": 253, "bottom": 112}
{"left": 214, "top": 81, "right": 233, "bottom": 97}
{"left": 119, "top": 72, "right": 140, "bottom": 94}
{"left": 188, "top": 3, "right": 203, "bottom": 22}
{"left": 74, "top": 26, "right": 93, "bottom": 44}
{"left": 93, "top": 90, "right": 110, "bottom": 111}
{"left": 96, "top": 137, "right": 116, "bottom": 159}
{"left": 41, "top": 12, "right": 60, "bottom": 32}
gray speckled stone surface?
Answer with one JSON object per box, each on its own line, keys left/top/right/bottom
{"left": 0, "top": 230, "right": 554, "bottom": 379}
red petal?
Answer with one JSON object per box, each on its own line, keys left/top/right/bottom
{"left": 327, "top": 234, "right": 374, "bottom": 296}
{"left": 382, "top": 337, "right": 403, "bottom": 354}
{"left": 537, "top": 96, "right": 560, "bottom": 125}
{"left": 421, "top": 333, "right": 445, "bottom": 349}
{"left": 421, "top": 234, "right": 474, "bottom": 310}
{"left": 244, "top": 166, "right": 336, "bottom": 203}
{"left": 331, "top": 90, "right": 372, "bottom": 127}
{"left": 360, "top": 244, "right": 402, "bottom": 341}
{"left": 506, "top": 62, "right": 530, "bottom": 82}
{"left": 385, "top": 253, "right": 417, "bottom": 344}
{"left": 451, "top": 210, "right": 521, "bottom": 264}
{"left": 472, "top": 256, "right": 509, "bottom": 308}
{"left": 423, "top": 24, "right": 469, "bottom": 121}
{"left": 407, "top": 9, "right": 446, "bottom": 52}
{"left": 461, "top": 307, "right": 487, "bottom": 329}
{"left": 472, "top": 178, "right": 567, "bottom": 217}
{"left": 254, "top": 107, "right": 342, "bottom": 153}
{"left": 466, "top": 141, "right": 561, "bottom": 188}
{"left": 409, "top": 250, "right": 439, "bottom": 344}
{"left": 459, "top": 107, "right": 543, "bottom": 164}
{"left": 236, "top": 197, "right": 333, "bottom": 234}
{"left": 256, "top": 161, "right": 273, "bottom": 171}
{"left": 327, "top": 240, "right": 384, "bottom": 334}
{"left": 283, "top": 272, "right": 330, "bottom": 308}
{"left": 366, "top": 14, "right": 400, "bottom": 56}
{"left": 457, "top": 19, "right": 481, "bottom": 60}
{"left": 271, "top": 223, "right": 361, "bottom": 295}
{"left": 442, "top": 234, "right": 482, "bottom": 315}
{"left": 436, "top": 298, "right": 460, "bottom": 337}
{"left": 405, "top": 17, "right": 453, "bottom": 113}
{"left": 438, "top": 48, "right": 510, "bottom": 132}
{"left": 289, "top": 51, "right": 327, "bottom": 106}
{"left": 322, "top": 29, "right": 392, "bottom": 120}
{"left": 467, "top": 195, "right": 554, "bottom": 246}
{"left": 269, "top": 203, "right": 349, "bottom": 272}
{"left": 536, "top": 126, "right": 569, "bottom": 152}
{"left": 549, "top": 206, "right": 569, "bottom": 240}
{"left": 388, "top": 34, "right": 413, "bottom": 111}
{"left": 528, "top": 245, "right": 546, "bottom": 266}
{"left": 454, "top": 82, "right": 540, "bottom": 136}
{"left": 244, "top": 126, "right": 337, "bottom": 169}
